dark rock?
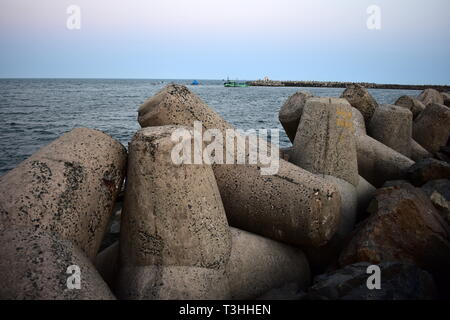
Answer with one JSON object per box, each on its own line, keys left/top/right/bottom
{"left": 382, "top": 180, "right": 414, "bottom": 188}
{"left": 407, "top": 158, "right": 450, "bottom": 186}
{"left": 339, "top": 185, "right": 450, "bottom": 297}
{"left": 422, "top": 179, "right": 450, "bottom": 225}
{"left": 422, "top": 179, "right": 450, "bottom": 201}
{"left": 305, "top": 262, "right": 437, "bottom": 300}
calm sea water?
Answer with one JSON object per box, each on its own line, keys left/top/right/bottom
{"left": 0, "top": 79, "right": 421, "bottom": 176}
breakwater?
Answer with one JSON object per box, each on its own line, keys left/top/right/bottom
{"left": 247, "top": 80, "right": 450, "bottom": 91}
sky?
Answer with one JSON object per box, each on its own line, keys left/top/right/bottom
{"left": 0, "top": 0, "right": 449, "bottom": 84}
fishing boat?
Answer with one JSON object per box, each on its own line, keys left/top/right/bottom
{"left": 224, "top": 79, "right": 248, "bottom": 87}
{"left": 191, "top": 80, "right": 200, "bottom": 85}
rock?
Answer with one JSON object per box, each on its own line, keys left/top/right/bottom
{"left": 435, "top": 151, "right": 450, "bottom": 164}
{"left": 406, "top": 158, "right": 450, "bottom": 186}
{"left": 429, "top": 192, "right": 450, "bottom": 225}
{"left": 339, "top": 185, "right": 450, "bottom": 296}
{"left": 351, "top": 107, "right": 367, "bottom": 135}
{"left": 138, "top": 84, "right": 341, "bottom": 248}
{"left": 411, "top": 139, "right": 432, "bottom": 161}
{"left": 368, "top": 104, "right": 413, "bottom": 158}
{"left": 422, "top": 179, "right": 450, "bottom": 224}
{"left": 117, "top": 126, "right": 231, "bottom": 300}
{"left": 278, "top": 91, "right": 313, "bottom": 143}
{"left": 442, "top": 92, "right": 450, "bottom": 107}
{"left": 226, "top": 227, "right": 310, "bottom": 300}
{"left": 341, "top": 84, "right": 378, "bottom": 126}
{"left": 257, "top": 283, "right": 305, "bottom": 300}
{"left": 382, "top": 180, "right": 414, "bottom": 188}
{"left": 305, "top": 262, "right": 437, "bottom": 300}
{"left": 413, "top": 103, "right": 450, "bottom": 153}
{"left": 394, "top": 95, "right": 426, "bottom": 119}
{"left": 0, "top": 226, "right": 115, "bottom": 299}
{"left": 422, "top": 179, "right": 450, "bottom": 201}
{"left": 291, "top": 97, "right": 359, "bottom": 187}
{"left": 418, "top": 88, "right": 444, "bottom": 106}
{"left": 0, "top": 128, "right": 127, "bottom": 261}
{"left": 95, "top": 241, "right": 119, "bottom": 292}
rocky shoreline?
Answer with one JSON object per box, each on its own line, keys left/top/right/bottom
{"left": 0, "top": 84, "right": 449, "bottom": 300}
{"left": 247, "top": 80, "right": 450, "bottom": 92}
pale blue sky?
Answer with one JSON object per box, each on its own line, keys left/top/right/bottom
{"left": 1, "top": 0, "right": 449, "bottom": 84}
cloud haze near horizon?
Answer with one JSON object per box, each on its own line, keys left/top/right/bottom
{"left": 0, "top": 0, "right": 449, "bottom": 84}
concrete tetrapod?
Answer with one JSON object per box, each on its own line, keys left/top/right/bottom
{"left": 418, "top": 88, "right": 444, "bottom": 106}
{"left": 0, "top": 226, "right": 115, "bottom": 299}
{"left": 226, "top": 227, "right": 310, "bottom": 300}
{"left": 278, "top": 91, "right": 313, "bottom": 143}
{"left": 368, "top": 104, "right": 413, "bottom": 158}
{"left": 117, "top": 126, "right": 232, "bottom": 300}
{"left": 413, "top": 103, "right": 450, "bottom": 154}
{"left": 0, "top": 128, "right": 127, "bottom": 261}
{"left": 291, "top": 97, "right": 359, "bottom": 187}
{"left": 341, "top": 84, "right": 378, "bottom": 126}
{"left": 138, "top": 84, "right": 341, "bottom": 248}
{"left": 351, "top": 107, "right": 415, "bottom": 187}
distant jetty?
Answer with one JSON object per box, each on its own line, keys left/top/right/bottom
{"left": 246, "top": 80, "right": 450, "bottom": 92}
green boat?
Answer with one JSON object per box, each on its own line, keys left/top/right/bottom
{"left": 224, "top": 80, "right": 248, "bottom": 87}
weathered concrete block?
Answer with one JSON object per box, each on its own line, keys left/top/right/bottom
{"left": 226, "top": 227, "right": 310, "bottom": 300}
{"left": 341, "top": 84, "right": 378, "bottom": 126}
{"left": 418, "top": 88, "right": 444, "bottom": 106}
{"left": 117, "top": 126, "right": 232, "bottom": 300}
{"left": 351, "top": 107, "right": 414, "bottom": 187}
{"left": 138, "top": 84, "right": 341, "bottom": 248}
{"left": 351, "top": 106, "right": 367, "bottom": 136}
{"left": 355, "top": 134, "right": 414, "bottom": 187}
{"left": 278, "top": 91, "right": 313, "bottom": 143}
{"left": 368, "top": 104, "right": 413, "bottom": 158}
{"left": 411, "top": 139, "right": 432, "bottom": 161}
{"left": 95, "top": 241, "right": 119, "bottom": 292}
{"left": 304, "top": 176, "right": 358, "bottom": 270}
{"left": 0, "top": 226, "right": 115, "bottom": 300}
{"left": 395, "top": 95, "right": 426, "bottom": 119}
{"left": 291, "top": 97, "right": 359, "bottom": 187}
{"left": 355, "top": 175, "right": 376, "bottom": 220}
{"left": 413, "top": 103, "right": 450, "bottom": 153}
{"left": 0, "top": 128, "right": 127, "bottom": 261}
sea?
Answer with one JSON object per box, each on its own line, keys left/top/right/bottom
{"left": 0, "top": 79, "right": 422, "bottom": 176}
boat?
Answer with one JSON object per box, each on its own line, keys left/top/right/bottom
{"left": 224, "top": 80, "right": 248, "bottom": 88}
{"left": 191, "top": 80, "right": 200, "bottom": 85}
